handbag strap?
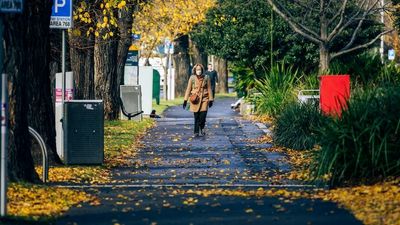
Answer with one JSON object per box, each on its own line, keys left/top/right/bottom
{"left": 194, "top": 76, "right": 205, "bottom": 96}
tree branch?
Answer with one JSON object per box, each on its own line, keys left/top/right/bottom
{"left": 328, "top": 0, "right": 376, "bottom": 43}
{"left": 331, "top": 29, "right": 394, "bottom": 59}
{"left": 327, "top": 0, "right": 348, "bottom": 30}
{"left": 341, "top": 15, "right": 367, "bottom": 51}
{"left": 274, "top": 0, "right": 321, "bottom": 39}
{"left": 266, "top": 0, "right": 323, "bottom": 44}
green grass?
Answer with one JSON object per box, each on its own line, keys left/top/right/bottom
{"left": 152, "top": 97, "right": 184, "bottom": 115}
{"left": 152, "top": 93, "right": 237, "bottom": 115}
{"left": 215, "top": 92, "right": 237, "bottom": 98}
{"left": 104, "top": 119, "right": 154, "bottom": 164}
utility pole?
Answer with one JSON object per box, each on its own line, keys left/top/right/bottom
{"left": 380, "top": 0, "right": 385, "bottom": 62}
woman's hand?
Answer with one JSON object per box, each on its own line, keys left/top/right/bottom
{"left": 183, "top": 100, "right": 187, "bottom": 109}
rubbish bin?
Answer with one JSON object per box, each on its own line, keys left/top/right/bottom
{"left": 320, "top": 75, "right": 350, "bottom": 117}
{"left": 63, "top": 100, "right": 104, "bottom": 165}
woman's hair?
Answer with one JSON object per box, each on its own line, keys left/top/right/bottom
{"left": 192, "top": 64, "right": 205, "bottom": 75}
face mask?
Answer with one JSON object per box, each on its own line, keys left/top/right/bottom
{"left": 196, "top": 70, "right": 202, "bottom": 75}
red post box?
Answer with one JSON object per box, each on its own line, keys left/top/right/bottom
{"left": 320, "top": 75, "right": 350, "bottom": 117}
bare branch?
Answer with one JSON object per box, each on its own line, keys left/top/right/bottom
{"left": 331, "top": 29, "right": 394, "bottom": 59}
{"left": 266, "top": 0, "right": 323, "bottom": 44}
{"left": 340, "top": 15, "right": 366, "bottom": 51}
{"left": 327, "top": 0, "right": 348, "bottom": 28}
{"left": 274, "top": 0, "right": 321, "bottom": 39}
{"left": 296, "top": 1, "right": 319, "bottom": 13}
{"left": 328, "top": 0, "right": 377, "bottom": 43}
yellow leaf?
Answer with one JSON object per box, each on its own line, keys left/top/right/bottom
{"left": 245, "top": 208, "right": 254, "bottom": 213}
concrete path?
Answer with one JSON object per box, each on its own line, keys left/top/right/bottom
{"left": 55, "top": 97, "right": 361, "bottom": 225}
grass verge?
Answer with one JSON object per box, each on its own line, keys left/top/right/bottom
{"left": 152, "top": 93, "right": 237, "bottom": 115}
{"left": 17, "top": 119, "right": 154, "bottom": 221}
{"left": 4, "top": 182, "right": 98, "bottom": 222}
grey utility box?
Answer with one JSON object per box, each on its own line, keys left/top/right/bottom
{"left": 63, "top": 100, "right": 104, "bottom": 165}
{"left": 120, "top": 85, "right": 142, "bottom": 120}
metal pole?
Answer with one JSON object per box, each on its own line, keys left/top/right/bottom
{"left": 137, "top": 51, "right": 142, "bottom": 120}
{"left": 380, "top": 0, "right": 385, "bottom": 62}
{"left": 0, "top": 74, "right": 7, "bottom": 217}
{"left": 137, "top": 51, "right": 139, "bottom": 85}
{"left": 61, "top": 30, "right": 66, "bottom": 156}
{"left": 270, "top": 8, "right": 274, "bottom": 68}
{"left": 164, "top": 54, "right": 168, "bottom": 100}
{"left": 169, "top": 52, "right": 172, "bottom": 100}
{"left": 28, "top": 127, "right": 48, "bottom": 183}
{"left": 0, "top": 16, "right": 7, "bottom": 217}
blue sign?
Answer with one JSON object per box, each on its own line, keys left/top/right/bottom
{"left": 164, "top": 39, "right": 174, "bottom": 54}
{"left": 126, "top": 51, "right": 139, "bottom": 67}
{"left": 388, "top": 49, "right": 395, "bottom": 61}
{"left": 132, "top": 34, "right": 141, "bottom": 40}
{"left": 50, "top": 0, "right": 73, "bottom": 29}
{"left": 0, "top": 0, "right": 23, "bottom": 13}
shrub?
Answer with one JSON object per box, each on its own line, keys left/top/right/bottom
{"left": 231, "top": 65, "right": 256, "bottom": 98}
{"left": 274, "top": 102, "right": 326, "bottom": 150}
{"left": 329, "top": 52, "right": 383, "bottom": 85}
{"left": 378, "top": 62, "right": 400, "bottom": 86}
{"left": 254, "top": 62, "right": 299, "bottom": 117}
{"left": 313, "top": 86, "right": 400, "bottom": 186}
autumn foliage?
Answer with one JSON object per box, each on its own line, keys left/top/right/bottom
{"left": 133, "top": 0, "right": 216, "bottom": 54}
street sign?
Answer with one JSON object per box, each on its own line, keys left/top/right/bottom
{"left": 164, "top": 40, "right": 174, "bottom": 54}
{"left": 164, "top": 38, "right": 174, "bottom": 54}
{"left": 388, "top": 49, "right": 395, "bottom": 61}
{"left": 126, "top": 50, "right": 139, "bottom": 67}
{"left": 0, "top": 0, "right": 23, "bottom": 13}
{"left": 50, "top": 0, "right": 73, "bottom": 29}
{"left": 129, "top": 44, "right": 140, "bottom": 51}
{"left": 132, "top": 34, "right": 141, "bottom": 40}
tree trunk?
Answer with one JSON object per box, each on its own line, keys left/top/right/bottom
{"left": 214, "top": 57, "right": 228, "bottom": 93}
{"left": 319, "top": 8, "right": 330, "bottom": 74}
{"left": 3, "top": 0, "right": 52, "bottom": 182}
{"left": 25, "top": 4, "right": 62, "bottom": 165}
{"left": 319, "top": 44, "right": 330, "bottom": 74}
{"left": 189, "top": 38, "right": 208, "bottom": 67}
{"left": 69, "top": 33, "right": 95, "bottom": 99}
{"left": 173, "top": 35, "right": 191, "bottom": 97}
{"left": 94, "top": 36, "right": 119, "bottom": 120}
{"left": 116, "top": 7, "right": 134, "bottom": 111}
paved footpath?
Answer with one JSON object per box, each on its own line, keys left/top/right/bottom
{"left": 55, "top": 97, "right": 361, "bottom": 225}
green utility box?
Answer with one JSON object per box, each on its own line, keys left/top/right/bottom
{"left": 153, "top": 69, "right": 160, "bottom": 105}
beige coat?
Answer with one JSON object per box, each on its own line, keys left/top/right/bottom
{"left": 184, "top": 75, "right": 214, "bottom": 112}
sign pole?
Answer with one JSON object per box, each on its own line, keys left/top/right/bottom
{"left": 0, "top": 16, "right": 7, "bottom": 217}
{"left": 50, "top": 0, "right": 72, "bottom": 160}
{"left": 0, "top": 0, "right": 24, "bottom": 217}
{"left": 61, "top": 29, "right": 66, "bottom": 156}
{"left": 0, "top": 73, "right": 7, "bottom": 218}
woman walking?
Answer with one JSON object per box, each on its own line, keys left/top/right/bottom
{"left": 183, "top": 64, "right": 214, "bottom": 137}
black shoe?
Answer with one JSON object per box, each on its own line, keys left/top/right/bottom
{"left": 200, "top": 128, "right": 206, "bottom": 136}
{"left": 194, "top": 133, "right": 200, "bottom": 137}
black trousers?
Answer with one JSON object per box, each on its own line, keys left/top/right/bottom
{"left": 193, "top": 111, "right": 208, "bottom": 134}
{"left": 211, "top": 87, "right": 216, "bottom": 98}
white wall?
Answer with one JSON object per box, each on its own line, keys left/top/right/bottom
{"left": 139, "top": 66, "right": 153, "bottom": 115}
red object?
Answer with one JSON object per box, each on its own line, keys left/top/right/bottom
{"left": 320, "top": 75, "right": 350, "bottom": 117}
